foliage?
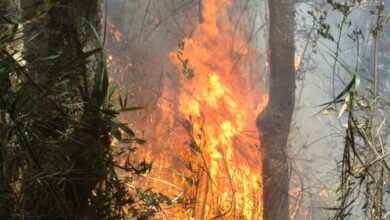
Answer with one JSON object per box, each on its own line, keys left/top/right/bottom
{"left": 0, "top": 1, "right": 167, "bottom": 219}
{"left": 312, "top": 0, "right": 390, "bottom": 219}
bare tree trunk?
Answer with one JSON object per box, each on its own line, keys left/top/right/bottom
{"left": 256, "top": 0, "right": 295, "bottom": 219}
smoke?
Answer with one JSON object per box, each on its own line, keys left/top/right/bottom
{"left": 104, "top": 0, "right": 385, "bottom": 219}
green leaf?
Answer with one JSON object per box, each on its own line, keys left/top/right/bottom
{"left": 111, "top": 119, "right": 135, "bottom": 137}
{"left": 77, "top": 48, "right": 102, "bottom": 61}
{"left": 111, "top": 127, "right": 122, "bottom": 141}
{"left": 329, "top": 53, "right": 361, "bottom": 93}
{"left": 100, "top": 109, "right": 119, "bottom": 117}
{"left": 108, "top": 85, "right": 116, "bottom": 100}
{"left": 318, "top": 54, "right": 361, "bottom": 116}
{"left": 83, "top": 18, "right": 109, "bottom": 107}
{"left": 158, "top": 193, "right": 172, "bottom": 205}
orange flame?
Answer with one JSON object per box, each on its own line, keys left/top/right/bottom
{"left": 112, "top": 0, "right": 269, "bottom": 219}
{"left": 294, "top": 53, "right": 301, "bottom": 71}
{"left": 148, "top": 0, "right": 266, "bottom": 218}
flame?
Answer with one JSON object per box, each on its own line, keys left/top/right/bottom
{"left": 107, "top": 21, "right": 122, "bottom": 42}
{"left": 108, "top": 0, "right": 268, "bottom": 219}
{"left": 148, "top": 0, "right": 266, "bottom": 218}
{"left": 106, "top": 53, "right": 114, "bottom": 68}
{"left": 114, "top": 30, "right": 122, "bottom": 42}
{"left": 294, "top": 53, "right": 301, "bottom": 71}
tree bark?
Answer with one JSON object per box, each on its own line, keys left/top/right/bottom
{"left": 256, "top": 0, "right": 295, "bottom": 219}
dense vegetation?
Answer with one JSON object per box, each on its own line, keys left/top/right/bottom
{"left": 1, "top": 0, "right": 390, "bottom": 219}
{"left": 0, "top": 1, "right": 166, "bottom": 219}
{"left": 313, "top": 1, "right": 390, "bottom": 218}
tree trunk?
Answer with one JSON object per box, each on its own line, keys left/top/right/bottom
{"left": 256, "top": 0, "right": 295, "bottom": 219}
{"left": 46, "top": 1, "right": 103, "bottom": 217}
{"left": 20, "top": 0, "right": 103, "bottom": 217}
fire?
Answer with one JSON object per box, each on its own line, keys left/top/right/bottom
{"left": 109, "top": 0, "right": 267, "bottom": 219}
{"left": 149, "top": 0, "right": 265, "bottom": 218}
{"left": 114, "top": 30, "right": 122, "bottom": 42}
{"left": 108, "top": 21, "right": 122, "bottom": 42}
{"left": 294, "top": 53, "right": 301, "bottom": 70}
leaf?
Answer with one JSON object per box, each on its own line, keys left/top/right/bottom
{"left": 77, "top": 48, "right": 102, "bottom": 61}
{"left": 119, "top": 95, "right": 124, "bottom": 109}
{"left": 120, "top": 106, "right": 143, "bottom": 112}
{"left": 328, "top": 53, "right": 361, "bottom": 93}
{"left": 107, "top": 85, "right": 116, "bottom": 100}
{"left": 322, "top": 106, "right": 338, "bottom": 115}
{"left": 135, "top": 138, "right": 146, "bottom": 145}
{"left": 338, "top": 102, "right": 348, "bottom": 119}
{"left": 111, "top": 127, "right": 122, "bottom": 141}
{"left": 338, "top": 94, "right": 350, "bottom": 119}
{"left": 158, "top": 193, "right": 172, "bottom": 205}
{"left": 100, "top": 109, "right": 119, "bottom": 117}
{"left": 111, "top": 119, "right": 135, "bottom": 137}
{"left": 83, "top": 18, "right": 108, "bottom": 107}
{"left": 118, "top": 92, "right": 133, "bottom": 111}
{"left": 317, "top": 54, "right": 362, "bottom": 119}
